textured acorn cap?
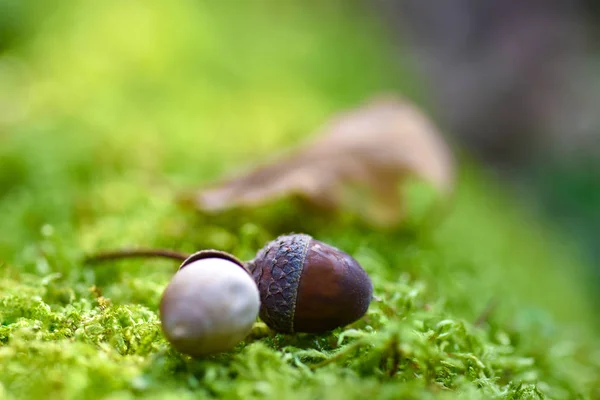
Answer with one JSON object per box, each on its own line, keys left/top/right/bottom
{"left": 160, "top": 251, "right": 260, "bottom": 357}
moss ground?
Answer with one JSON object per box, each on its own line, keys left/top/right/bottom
{"left": 0, "top": 1, "right": 599, "bottom": 399}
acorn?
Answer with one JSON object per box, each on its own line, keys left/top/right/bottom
{"left": 159, "top": 250, "right": 260, "bottom": 357}
{"left": 246, "top": 234, "right": 373, "bottom": 333}
{"left": 85, "top": 233, "right": 373, "bottom": 348}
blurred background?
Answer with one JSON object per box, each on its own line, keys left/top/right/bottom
{"left": 0, "top": 0, "right": 599, "bottom": 286}
{"left": 376, "top": 0, "right": 600, "bottom": 284}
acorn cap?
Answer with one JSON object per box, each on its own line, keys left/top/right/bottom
{"left": 178, "top": 249, "right": 248, "bottom": 273}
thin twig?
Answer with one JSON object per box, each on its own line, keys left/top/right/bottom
{"left": 84, "top": 248, "right": 190, "bottom": 264}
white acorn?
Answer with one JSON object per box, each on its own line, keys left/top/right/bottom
{"left": 159, "top": 251, "right": 260, "bottom": 357}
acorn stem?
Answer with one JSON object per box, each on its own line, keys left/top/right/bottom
{"left": 84, "top": 248, "right": 190, "bottom": 264}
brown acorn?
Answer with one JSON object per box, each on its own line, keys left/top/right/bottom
{"left": 246, "top": 234, "right": 373, "bottom": 333}
{"left": 85, "top": 233, "right": 374, "bottom": 338}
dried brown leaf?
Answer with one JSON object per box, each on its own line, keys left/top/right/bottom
{"left": 185, "top": 94, "right": 455, "bottom": 227}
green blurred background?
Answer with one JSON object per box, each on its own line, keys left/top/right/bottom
{"left": 4, "top": 0, "right": 600, "bottom": 281}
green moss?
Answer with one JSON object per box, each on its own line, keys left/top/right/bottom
{"left": 0, "top": 1, "right": 599, "bottom": 399}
